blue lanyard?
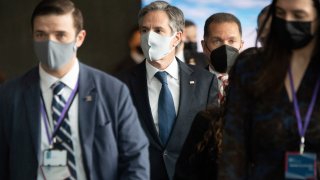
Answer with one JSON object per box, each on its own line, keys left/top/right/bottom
{"left": 288, "top": 68, "right": 320, "bottom": 154}
{"left": 40, "top": 80, "right": 79, "bottom": 146}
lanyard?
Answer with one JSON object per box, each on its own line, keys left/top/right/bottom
{"left": 288, "top": 68, "right": 320, "bottom": 154}
{"left": 40, "top": 80, "right": 79, "bottom": 147}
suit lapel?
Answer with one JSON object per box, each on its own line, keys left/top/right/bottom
{"left": 78, "top": 63, "right": 97, "bottom": 178}
{"left": 130, "top": 62, "right": 162, "bottom": 146}
{"left": 167, "top": 61, "right": 196, "bottom": 146}
{"left": 24, "top": 67, "right": 41, "bottom": 161}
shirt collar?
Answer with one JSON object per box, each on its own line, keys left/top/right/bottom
{"left": 146, "top": 57, "right": 179, "bottom": 81}
{"left": 39, "top": 59, "right": 80, "bottom": 90}
{"left": 175, "top": 50, "right": 185, "bottom": 62}
{"left": 208, "top": 65, "right": 228, "bottom": 77}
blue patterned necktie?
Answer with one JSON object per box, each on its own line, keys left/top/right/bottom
{"left": 155, "top": 71, "right": 176, "bottom": 145}
{"left": 51, "top": 81, "right": 77, "bottom": 179}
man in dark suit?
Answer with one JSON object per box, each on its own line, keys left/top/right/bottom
{"left": 0, "top": 0, "right": 149, "bottom": 179}
{"left": 119, "top": 1, "right": 219, "bottom": 180}
{"left": 201, "top": 13, "right": 244, "bottom": 104}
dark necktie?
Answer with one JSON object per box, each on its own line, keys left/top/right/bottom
{"left": 51, "top": 81, "right": 77, "bottom": 179}
{"left": 155, "top": 71, "right": 176, "bottom": 145}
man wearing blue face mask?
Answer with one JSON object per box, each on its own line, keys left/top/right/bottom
{"left": 119, "top": 1, "right": 219, "bottom": 180}
{"left": 0, "top": 0, "right": 150, "bottom": 179}
{"left": 201, "top": 13, "right": 244, "bottom": 104}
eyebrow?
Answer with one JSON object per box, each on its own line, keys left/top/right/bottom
{"left": 276, "top": 6, "right": 308, "bottom": 16}
{"left": 292, "top": 9, "right": 308, "bottom": 16}
{"left": 141, "top": 26, "right": 166, "bottom": 30}
{"left": 33, "top": 30, "right": 68, "bottom": 35}
{"left": 211, "top": 36, "right": 237, "bottom": 40}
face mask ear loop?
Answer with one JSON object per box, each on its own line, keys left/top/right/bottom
{"left": 73, "top": 33, "right": 79, "bottom": 52}
{"left": 171, "top": 32, "right": 178, "bottom": 48}
{"left": 168, "top": 32, "right": 178, "bottom": 53}
{"left": 238, "top": 40, "right": 243, "bottom": 51}
{"left": 73, "top": 43, "right": 77, "bottom": 52}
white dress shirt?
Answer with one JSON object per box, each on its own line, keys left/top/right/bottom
{"left": 175, "top": 50, "right": 185, "bottom": 63}
{"left": 146, "top": 58, "right": 180, "bottom": 132}
{"left": 37, "top": 60, "right": 86, "bottom": 180}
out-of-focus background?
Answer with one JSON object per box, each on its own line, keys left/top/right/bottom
{"left": 0, "top": 0, "right": 270, "bottom": 80}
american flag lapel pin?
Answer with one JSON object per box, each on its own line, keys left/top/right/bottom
{"left": 85, "top": 96, "right": 92, "bottom": 102}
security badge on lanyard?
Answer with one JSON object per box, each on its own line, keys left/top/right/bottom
{"left": 285, "top": 68, "right": 320, "bottom": 180}
{"left": 40, "top": 81, "right": 79, "bottom": 180}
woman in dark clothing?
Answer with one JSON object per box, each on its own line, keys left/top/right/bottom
{"left": 174, "top": 106, "right": 223, "bottom": 180}
{"left": 173, "top": 45, "right": 257, "bottom": 180}
{"left": 219, "top": 0, "right": 320, "bottom": 179}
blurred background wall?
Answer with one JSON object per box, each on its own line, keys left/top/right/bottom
{"left": 0, "top": 0, "right": 141, "bottom": 79}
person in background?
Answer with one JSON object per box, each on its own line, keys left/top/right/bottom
{"left": 175, "top": 20, "right": 208, "bottom": 68}
{"left": 119, "top": 1, "right": 219, "bottom": 180}
{"left": 184, "top": 20, "right": 198, "bottom": 53}
{"left": 219, "top": 0, "right": 320, "bottom": 179}
{"left": 113, "top": 25, "right": 144, "bottom": 74}
{"left": 201, "top": 12, "right": 243, "bottom": 104}
{"left": 257, "top": 5, "right": 271, "bottom": 47}
{"left": 0, "top": 0, "right": 149, "bottom": 179}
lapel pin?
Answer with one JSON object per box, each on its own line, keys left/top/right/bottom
{"left": 85, "top": 96, "right": 92, "bottom": 102}
{"left": 189, "top": 81, "right": 195, "bottom": 85}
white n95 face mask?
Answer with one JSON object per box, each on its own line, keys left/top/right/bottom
{"left": 141, "top": 31, "right": 177, "bottom": 61}
{"left": 34, "top": 40, "right": 77, "bottom": 70}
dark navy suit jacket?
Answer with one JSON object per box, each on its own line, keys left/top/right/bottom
{"left": 119, "top": 59, "right": 219, "bottom": 180}
{"left": 0, "top": 63, "right": 149, "bottom": 180}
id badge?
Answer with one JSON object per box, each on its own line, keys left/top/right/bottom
{"left": 40, "top": 165, "right": 71, "bottom": 180}
{"left": 285, "top": 152, "right": 317, "bottom": 179}
{"left": 41, "top": 149, "right": 70, "bottom": 179}
{"left": 43, "top": 149, "right": 67, "bottom": 166}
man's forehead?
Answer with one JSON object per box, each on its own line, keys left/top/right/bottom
{"left": 33, "top": 13, "right": 76, "bottom": 31}
{"left": 209, "top": 22, "right": 240, "bottom": 31}
{"left": 208, "top": 22, "right": 241, "bottom": 37}
{"left": 142, "top": 11, "right": 170, "bottom": 25}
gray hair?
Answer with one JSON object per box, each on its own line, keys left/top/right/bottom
{"left": 138, "top": 1, "right": 185, "bottom": 34}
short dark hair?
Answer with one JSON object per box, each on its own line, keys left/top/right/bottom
{"left": 31, "top": 0, "right": 83, "bottom": 33}
{"left": 185, "top": 19, "right": 196, "bottom": 28}
{"left": 203, "top": 13, "right": 242, "bottom": 38}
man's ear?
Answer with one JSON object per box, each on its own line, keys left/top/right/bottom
{"left": 75, "top": 30, "right": 86, "bottom": 48}
{"left": 239, "top": 39, "right": 244, "bottom": 50}
{"left": 173, "top": 31, "right": 183, "bottom": 47}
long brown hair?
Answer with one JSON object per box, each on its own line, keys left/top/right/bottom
{"left": 255, "top": 0, "right": 320, "bottom": 97}
{"left": 196, "top": 106, "right": 224, "bottom": 158}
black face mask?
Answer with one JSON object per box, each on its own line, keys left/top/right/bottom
{"left": 273, "top": 16, "right": 313, "bottom": 50}
{"left": 184, "top": 42, "right": 198, "bottom": 53}
{"left": 210, "top": 45, "right": 239, "bottom": 73}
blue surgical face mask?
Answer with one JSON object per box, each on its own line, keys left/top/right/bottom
{"left": 34, "top": 40, "right": 77, "bottom": 70}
